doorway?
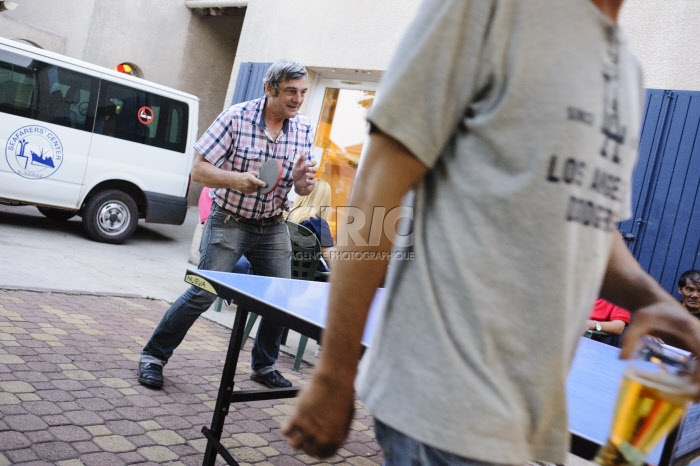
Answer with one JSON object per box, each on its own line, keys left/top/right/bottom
{"left": 305, "top": 78, "right": 378, "bottom": 237}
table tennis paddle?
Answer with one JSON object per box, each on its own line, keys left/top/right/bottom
{"left": 258, "top": 158, "right": 282, "bottom": 195}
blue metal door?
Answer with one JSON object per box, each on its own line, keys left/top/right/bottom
{"left": 231, "top": 62, "right": 272, "bottom": 105}
{"left": 619, "top": 89, "right": 700, "bottom": 297}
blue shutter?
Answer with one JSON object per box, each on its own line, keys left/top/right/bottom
{"left": 231, "top": 62, "right": 273, "bottom": 105}
{"left": 620, "top": 89, "right": 700, "bottom": 298}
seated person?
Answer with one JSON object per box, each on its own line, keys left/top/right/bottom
{"left": 678, "top": 269, "right": 700, "bottom": 317}
{"left": 286, "top": 179, "right": 335, "bottom": 273}
{"left": 585, "top": 298, "right": 631, "bottom": 347}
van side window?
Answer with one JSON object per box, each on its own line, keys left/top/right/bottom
{"left": 0, "top": 49, "right": 97, "bottom": 131}
{"left": 0, "top": 49, "right": 36, "bottom": 118}
{"left": 1, "top": 49, "right": 187, "bottom": 153}
{"left": 95, "top": 80, "right": 188, "bottom": 153}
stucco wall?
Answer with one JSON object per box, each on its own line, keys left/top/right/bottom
{"left": 82, "top": 1, "right": 194, "bottom": 87}
{"left": 228, "top": 0, "right": 699, "bottom": 103}
{"left": 225, "top": 0, "right": 422, "bottom": 105}
{"left": 620, "top": 0, "right": 700, "bottom": 91}
{"left": 0, "top": 15, "right": 67, "bottom": 52}
{"left": 0, "top": 0, "right": 94, "bottom": 56}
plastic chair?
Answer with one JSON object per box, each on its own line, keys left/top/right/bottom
{"left": 240, "top": 221, "right": 328, "bottom": 370}
{"left": 584, "top": 329, "right": 611, "bottom": 340}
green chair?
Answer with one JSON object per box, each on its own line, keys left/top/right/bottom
{"left": 211, "top": 296, "right": 224, "bottom": 313}
{"left": 584, "top": 329, "right": 611, "bottom": 341}
{"left": 240, "top": 220, "right": 328, "bottom": 371}
{"left": 584, "top": 329, "right": 623, "bottom": 347}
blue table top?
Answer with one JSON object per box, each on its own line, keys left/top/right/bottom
{"left": 189, "top": 269, "right": 384, "bottom": 348}
{"left": 190, "top": 269, "right": 688, "bottom": 464}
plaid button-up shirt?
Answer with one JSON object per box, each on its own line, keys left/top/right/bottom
{"left": 194, "top": 96, "right": 314, "bottom": 219}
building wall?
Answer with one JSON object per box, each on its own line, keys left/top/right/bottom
{"left": 0, "top": 14, "right": 69, "bottom": 53}
{"left": 0, "top": 0, "right": 93, "bottom": 55}
{"left": 225, "top": 0, "right": 422, "bottom": 105}
{"left": 620, "top": 0, "right": 700, "bottom": 91}
{"left": 227, "top": 1, "right": 699, "bottom": 104}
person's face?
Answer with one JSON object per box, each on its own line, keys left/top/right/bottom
{"left": 679, "top": 279, "right": 700, "bottom": 314}
{"left": 265, "top": 77, "right": 308, "bottom": 120}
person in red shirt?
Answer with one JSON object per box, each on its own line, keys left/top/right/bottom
{"left": 586, "top": 298, "right": 631, "bottom": 346}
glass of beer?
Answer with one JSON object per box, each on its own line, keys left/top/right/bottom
{"left": 594, "top": 337, "right": 698, "bottom": 466}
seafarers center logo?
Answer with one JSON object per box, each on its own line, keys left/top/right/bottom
{"left": 5, "top": 125, "right": 63, "bottom": 179}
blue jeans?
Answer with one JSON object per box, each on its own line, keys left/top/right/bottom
{"left": 375, "top": 420, "right": 515, "bottom": 466}
{"left": 141, "top": 203, "right": 292, "bottom": 375}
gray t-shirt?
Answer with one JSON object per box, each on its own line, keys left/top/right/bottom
{"left": 356, "top": 0, "right": 643, "bottom": 463}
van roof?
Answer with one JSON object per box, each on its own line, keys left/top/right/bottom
{"left": 0, "top": 36, "right": 200, "bottom": 102}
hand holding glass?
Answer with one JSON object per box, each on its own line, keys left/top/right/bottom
{"left": 594, "top": 337, "right": 699, "bottom": 466}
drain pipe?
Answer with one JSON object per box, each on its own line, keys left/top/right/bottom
{"left": 0, "top": 1, "right": 18, "bottom": 12}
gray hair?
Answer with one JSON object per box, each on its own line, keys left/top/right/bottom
{"left": 264, "top": 60, "right": 308, "bottom": 93}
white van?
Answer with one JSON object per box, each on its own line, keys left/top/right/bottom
{"left": 0, "top": 37, "right": 199, "bottom": 243}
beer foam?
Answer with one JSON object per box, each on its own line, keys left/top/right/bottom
{"left": 624, "top": 366, "right": 698, "bottom": 399}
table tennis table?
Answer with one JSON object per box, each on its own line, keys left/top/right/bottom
{"left": 185, "top": 268, "right": 700, "bottom": 466}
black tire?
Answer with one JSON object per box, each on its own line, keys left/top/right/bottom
{"left": 37, "top": 206, "right": 77, "bottom": 221}
{"left": 82, "top": 189, "right": 138, "bottom": 244}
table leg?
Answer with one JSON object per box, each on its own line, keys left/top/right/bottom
{"left": 202, "top": 305, "right": 249, "bottom": 466}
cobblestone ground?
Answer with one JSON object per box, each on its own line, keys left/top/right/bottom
{"left": 0, "top": 289, "right": 382, "bottom": 466}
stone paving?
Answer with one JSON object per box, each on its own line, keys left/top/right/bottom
{"left": 0, "top": 289, "right": 382, "bottom": 466}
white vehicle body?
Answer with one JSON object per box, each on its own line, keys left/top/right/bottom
{"left": 0, "top": 37, "right": 199, "bottom": 243}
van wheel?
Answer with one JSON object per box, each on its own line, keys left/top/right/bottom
{"left": 82, "top": 190, "right": 138, "bottom": 244}
{"left": 37, "top": 206, "right": 77, "bottom": 221}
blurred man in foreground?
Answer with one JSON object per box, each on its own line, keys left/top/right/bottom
{"left": 282, "top": 1, "right": 700, "bottom": 464}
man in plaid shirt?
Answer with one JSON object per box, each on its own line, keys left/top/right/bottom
{"left": 138, "top": 60, "right": 317, "bottom": 390}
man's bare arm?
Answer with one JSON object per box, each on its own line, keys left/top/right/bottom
{"left": 600, "top": 234, "right": 700, "bottom": 368}
{"left": 585, "top": 318, "right": 626, "bottom": 335}
{"left": 190, "top": 153, "right": 265, "bottom": 194}
{"left": 281, "top": 130, "right": 428, "bottom": 458}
